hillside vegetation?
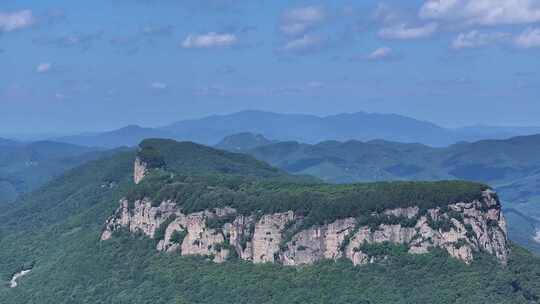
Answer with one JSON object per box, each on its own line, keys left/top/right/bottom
{"left": 219, "top": 133, "right": 540, "bottom": 254}
{"left": 0, "top": 140, "right": 101, "bottom": 205}
{"left": 0, "top": 140, "right": 539, "bottom": 303}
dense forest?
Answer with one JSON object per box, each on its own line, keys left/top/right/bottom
{"left": 0, "top": 140, "right": 539, "bottom": 303}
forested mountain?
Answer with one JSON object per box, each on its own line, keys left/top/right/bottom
{"left": 0, "top": 139, "right": 102, "bottom": 205}
{"left": 217, "top": 133, "right": 540, "bottom": 254}
{"left": 0, "top": 139, "right": 539, "bottom": 303}
{"left": 215, "top": 132, "right": 277, "bottom": 152}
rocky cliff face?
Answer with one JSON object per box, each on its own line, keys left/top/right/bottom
{"left": 102, "top": 189, "right": 510, "bottom": 265}
{"left": 133, "top": 157, "right": 148, "bottom": 184}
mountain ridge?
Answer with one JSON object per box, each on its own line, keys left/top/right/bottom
{"left": 48, "top": 110, "right": 540, "bottom": 148}
{"left": 215, "top": 132, "right": 540, "bottom": 255}
{"left": 0, "top": 140, "right": 103, "bottom": 204}
{"left": 1, "top": 139, "right": 539, "bottom": 303}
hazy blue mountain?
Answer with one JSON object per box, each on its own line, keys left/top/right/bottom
{"left": 50, "top": 111, "right": 540, "bottom": 149}
{"left": 215, "top": 132, "right": 277, "bottom": 152}
{"left": 55, "top": 125, "right": 175, "bottom": 148}
{"left": 0, "top": 140, "right": 102, "bottom": 204}
{"left": 217, "top": 133, "right": 540, "bottom": 254}
{"left": 454, "top": 125, "right": 540, "bottom": 142}
{"left": 162, "top": 110, "right": 457, "bottom": 146}
{"left": 504, "top": 208, "right": 540, "bottom": 255}
{"left": 0, "top": 138, "right": 19, "bottom": 147}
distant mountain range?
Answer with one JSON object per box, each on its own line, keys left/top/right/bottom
{"left": 0, "top": 139, "right": 104, "bottom": 204}
{"left": 51, "top": 111, "right": 540, "bottom": 148}
{"left": 2, "top": 138, "right": 540, "bottom": 303}
{"left": 216, "top": 132, "right": 540, "bottom": 254}
{"left": 54, "top": 125, "right": 176, "bottom": 148}
{"left": 215, "top": 132, "right": 277, "bottom": 152}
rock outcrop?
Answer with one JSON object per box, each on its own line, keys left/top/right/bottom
{"left": 102, "top": 190, "right": 510, "bottom": 265}
{"left": 9, "top": 269, "right": 31, "bottom": 288}
{"left": 133, "top": 157, "right": 148, "bottom": 184}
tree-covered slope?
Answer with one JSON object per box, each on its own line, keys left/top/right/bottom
{"left": 0, "top": 140, "right": 539, "bottom": 303}
{"left": 220, "top": 133, "right": 540, "bottom": 254}
{"left": 0, "top": 140, "right": 102, "bottom": 205}
{"left": 138, "top": 139, "right": 289, "bottom": 179}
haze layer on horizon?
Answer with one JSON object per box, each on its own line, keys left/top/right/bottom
{"left": 2, "top": 0, "right": 540, "bottom": 133}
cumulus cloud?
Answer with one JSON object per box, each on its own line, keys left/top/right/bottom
{"left": 280, "top": 6, "right": 326, "bottom": 36}
{"left": 36, "top": 62, "right": 52, "bottom": 73}
{"left": 279, "top": 34, "right": 326, "bottom": 54}
{"left": 0, "top": 10, "right": 35, "bottom": 32}
{"left": 181, "top": 32, "right": 237, "bottom": 49}
{"left": 452, "top": 28, "right": 540, "bottom": 50}
{"left": 378, "top": 23, "right": 438, "bottom": 39}
{"left": 367, "top": 47, "right": 393, "bottom": 60}
{"left": 420, "top": 0, "right": 540, "bottom": 26}
{"left": 515, "top": 27, "right": 540, "bottom": 48}
{"left": 451, "top": 30, "right": 510, "bottom": 49}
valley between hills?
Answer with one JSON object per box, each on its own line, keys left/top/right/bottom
{"left": 0, "top": 138, "right": 539, "bottom": 303}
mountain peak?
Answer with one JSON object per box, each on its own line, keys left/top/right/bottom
{"left": 137, "top": 138, "right": 284, "bottom": 178}
{"left": 215, "top": 132, "right": 274, "bottom": 152}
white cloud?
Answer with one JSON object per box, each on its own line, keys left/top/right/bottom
{"left": 284, "top": 6, "right": 326, "bottom": 23}
{"left": 367, "top": 47, "right": 393, "bottom": 60}
{"left": 280, "top": 34, "right": 325, "bottom": 53}
{"left": 36, "top": 62, "right": 52, "bottom": 73}
{"left": 515, "top": 27, "right": 540, "bottom": 48}
{"left": 378, "top": 23, "right": 438, "bottom": 39}
{"left": 181, "top": 32, "right": 237, "bottom": 49}
{"left": 280, "top": 6, "right": 326, "bottom": 36}
{"left": 0, "top": 10, "right": 35, "bottom": 32}
{"left": 150, "top": 82, "right": 168, "bottom": 90}
{"left": 451, "top": 30, "right": 510, "bottom": 49}
{"left": 420, "top": 0, "right": 540, "bottom": 26}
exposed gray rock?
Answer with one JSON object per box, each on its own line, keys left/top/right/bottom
{"left": 9, "top": 269, "right": 31, "bottom": 288}
{"left": 102, "top": 190, "right": 510, "bottom": 266}
{"left": 252, "top": 212, "right": 295, "bottom": 264}
{"left": 282, "top": 218, "right": 356, "bottom": 266}
{"left": 133, "top": 157, "right": 148, "bottom": 184}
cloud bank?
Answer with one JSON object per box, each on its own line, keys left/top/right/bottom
{"left": 420, "top": 0, "right": 540, "bottom": 26}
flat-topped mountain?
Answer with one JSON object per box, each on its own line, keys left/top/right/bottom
{"left": 1, "top": 139, "right": 539, "bottom": 303}
{"left": 104, "top": 139, "right": 509, "bottom": 265}
{"left": 215, "top": 133, "right": 540, "bottom": 254}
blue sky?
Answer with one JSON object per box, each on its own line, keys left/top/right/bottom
{"left": 1, "top": 0, "right": 540, "bottom": 134}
